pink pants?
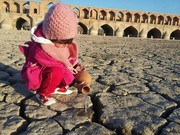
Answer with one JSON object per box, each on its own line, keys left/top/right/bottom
{"left": 38, "top": 67, "right": 74, "bottom": 97}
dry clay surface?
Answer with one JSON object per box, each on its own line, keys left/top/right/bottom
{"left": 0, "top": 29, "right": 179, "bottom": 135}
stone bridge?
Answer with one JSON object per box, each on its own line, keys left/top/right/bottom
{"left": 0, "top": 0, "right": 180, "bottom": 40}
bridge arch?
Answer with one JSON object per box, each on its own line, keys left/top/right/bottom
{"left": 134, "top": 13, "right": 140, "bottom": 23}
{"left": 34, "top": 8, "right": 38, "bottom": 14}
{"left": 150, "top": 14, "right": 156, "bottom": 24}
{"left": 124, "top": 26, "right": 138, "bottom": 37}
{"left": 98, "top": 28, "right": 104, "bottom": 35}
{"left": 147, "top": 28, "right": 161, "bottom": 39}
{"left": 16, "top": 17, "right": 29, "bottom": 30}
{"left": 3, "top": 1, "right": 10, "bottom": 12}
{"left": 23, "top": 1, "right": 29, "bottom": 14}
{"left": 173, "top": 17, "right": 179, "bottom": 26}
{"left": 99, "top": 24, "right": 113, "bottom": 36}
{"left": 158, "top": 15, "right": 164, "bottom": 25}
{"left": 73, "top": 7, "right": 80, "bottom": 18}
{"left": 142, "top": 14, "right": 148, "bottom": 23}
{"left": 83, "top": 8, "right": 89, "bottom": 19}
{"left": 126, "top": 12, "right": 132, "bottom": 22}
{"left": 109, "top": 11, "right": 115, "bottom": 21}
{"left": 170, "top": 29, "right": 180, "bottom": 40}
{"left": 46, "top": 2, "right": 54, "bottom": 8}
{"left": 100, "top": 10, "right": 107, "bottom": 20}
{"left": 90, "top": 9, "right": 98, "bottom": 19}
{"left": 116, "top": 12, "right": 124, "bottom": 21}
{"left": 14, "top": 2, "right": 20, "bottom": 13}
{"left": 166, "top": 16, "right": 172, "bottom": 25}
{"left": 78, "top": 22, "right": 88, "bottom": 34}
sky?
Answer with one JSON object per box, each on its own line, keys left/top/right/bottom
{"left": 59, "top": 0, "right": 180, "bottom": 15}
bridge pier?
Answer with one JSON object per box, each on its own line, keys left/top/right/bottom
{"left": 140, "top": 33, "right": 147, "bottom": 38}
{"left": 1, "top": 18, "right": 13, "bottom": 29}
{"left": 163, "top": 32, "right": 170, "bottom": 40}
{"left": 115, "top": 28, "right": 123, "bottom": 37}
{"left": 89, "top": 27, "right": 98, "bottom": 35}
{"left": 139, "top": 29, "right": 147, "bottom": 38}
{"left": 115, "top": 31, "right": 123, "bottom": 37}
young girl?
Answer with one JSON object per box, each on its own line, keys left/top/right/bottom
{"left": 19, "top": 2, "right": 82, "bottom": 106}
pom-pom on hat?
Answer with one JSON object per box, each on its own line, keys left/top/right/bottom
{"left": 42, "top": 2, "right": 78, "bottom": 40}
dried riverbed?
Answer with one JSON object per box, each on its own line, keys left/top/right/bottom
{"left": 0, "top": 29, "right": 179, "bottom": 135}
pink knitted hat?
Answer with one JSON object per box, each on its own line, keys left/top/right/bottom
{"left": 42, "top": 2, "right": 78, "bottom": 40}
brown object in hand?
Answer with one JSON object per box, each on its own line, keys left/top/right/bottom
{"left": 75, "top": 70, "right": 92, "bottom": 94}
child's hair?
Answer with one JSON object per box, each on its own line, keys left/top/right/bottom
{"left": 42, "top": 2, "right": 78, "bottom": 41}
{"left": 51, "top": 38, "right": 73, "bottom": 44}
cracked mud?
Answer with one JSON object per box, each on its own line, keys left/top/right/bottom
{"left": 0, "top": 30, "right": 179, "bottom": 135}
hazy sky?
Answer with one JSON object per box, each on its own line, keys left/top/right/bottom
{"left": 60, "top": 0, "right": 180, "bottom": 15}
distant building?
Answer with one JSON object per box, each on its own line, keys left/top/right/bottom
{"left": 0, "top": 0, "right": 180, "bottom": 40}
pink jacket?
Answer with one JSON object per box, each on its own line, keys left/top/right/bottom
{"left": 19, "top": 22, "right": 78, "bottom": 90}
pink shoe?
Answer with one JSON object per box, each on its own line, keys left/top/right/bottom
{"left": 53, "top": 86, "right": 73, "bottom": 95}
{"left": 36, "top": 94, "right": 56, "bottom": 106}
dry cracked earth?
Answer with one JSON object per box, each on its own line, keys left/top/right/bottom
{"left": 0, "top": 30, "right": 179, "bottom": 135}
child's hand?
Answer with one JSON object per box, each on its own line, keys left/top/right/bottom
{"left": 74, "top": 63, "right": 85, "bottom": 73}
{"left": 76, "top": 65, "right": 85, "bottom": 72}
{"left": 68, "top": 66, "right": 78, "bottom": 74}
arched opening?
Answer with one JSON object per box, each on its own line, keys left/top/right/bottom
{"left": 45, "top": 2, "right": 54, "bottom": 13}
{"left": 99, "top": 24, "right": 113, "bottom": 36}
{"left": 126, "top": 12, "right": 132, "bottom": 22}
{"left": 98, "top": 28, "right": 104, "bottom": 35}
{"left": 100, "top": 10, "right": 107, "bottom": 20}
{"left": 150, "top": 15, "right": 156, "bottom": 24}
{"left": 14, "top": 2, "right": 20, "bottom": 13}
{"left": 116, "top": 12, "right": 124, "bottom": 21}
{"left": 73, "top": 8, "right": 80, "bottom": 18}
{"left": 172, "top": 17, "right": 179, "bottom": 26}
{"left": 158, "top": 15, "right": 164, "bottom": 25}
{"left": 16, "top": 17, "right": 29, "bottom": 30}
{"left": 134, "top": 13, "right": 140, "bottom": 23}
{"left": 147, "top": 28, "right": 161, "bottom": 39}
{"left": 166, "top": 16, "right": 172, "bottom": 25}
{"left": 47, "top": 2, "right": 54, "bottom": 9}
{"left": 123, "top": 26, "right": 138, "bottom": 37}
{"left": 23, "top": 2, "right": 29, "bottom": 14}
{"left": 83, "top": 8, "right": 89, "bottom": 19}
{"left": 109, "top": 11, "right": 115, "bottom": 21}
{"left": 90, "top": 9, "right": 98, "bottom": 19}
{"left": 142, "top": 14, "right": 148, "bottom": 23}
{"left": 3, "top": 1, "right": 10, "bottom": 12}
{"left": 78, "top": 22, "right": 88, "bottom": 34}
{"left": 170, "top": 30, "right": 180, "bottom": 40}
{"left": 78, "top": 26, "right": 83, "bottom": 34}
{"left": 34, "top": 8, "right": 37, "bottom": 14}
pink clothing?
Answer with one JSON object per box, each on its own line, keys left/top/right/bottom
{"left": 38, "top": 67, "right": 68, "bottom": 97}
{"left": 19, "top": 24, "right": 78, "bottom": 92}
{"left": 19, "top": 42, "right": 74, "bottom": 90}
{"left": 33, "top": 24, "right": 78, "bottom": 69}
{"left": 42, "top": 2, "right": 78, "bottom": 40}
